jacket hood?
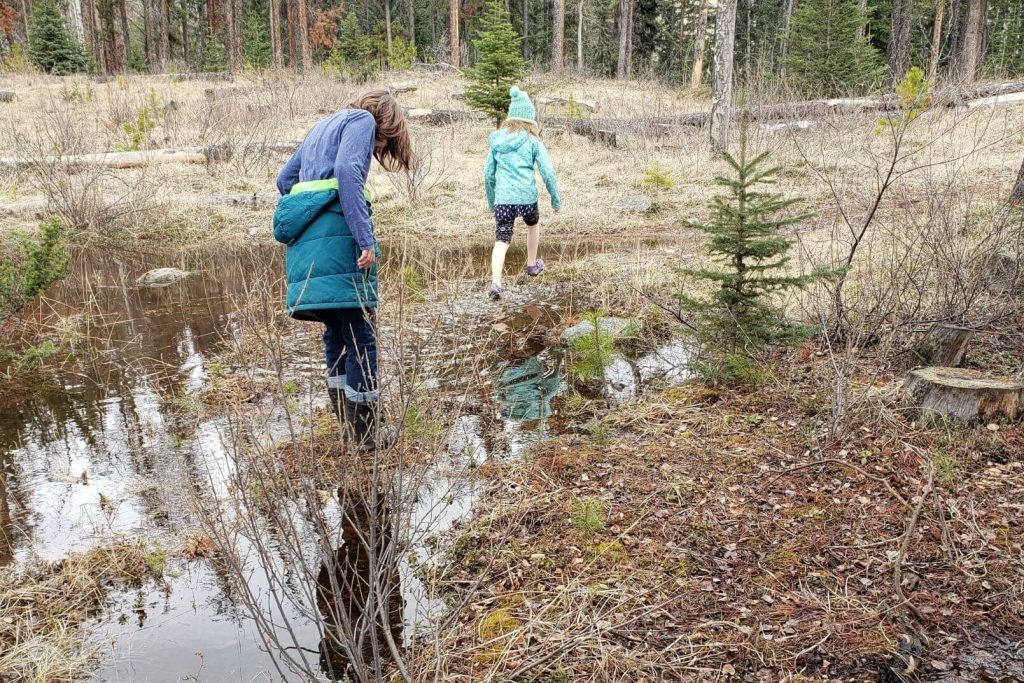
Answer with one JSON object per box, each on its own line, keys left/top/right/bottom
{"left": 273, "top": 189, "right": 338, "bottom": 245}
{"left": 490, "top": 130, "right": 531, "bottom": 154}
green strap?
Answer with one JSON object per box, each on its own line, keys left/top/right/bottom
{"left": 290, "top": 178, "right": 371, "bottom": 203}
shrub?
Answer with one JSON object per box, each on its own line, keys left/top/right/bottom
{"left": 0, "top": 218, "right": 70, "bottom": 321}
{"left": 465, "top": 0, "right": 525, "bottom": 127}
{"left": 27, "top": 0, "right": 87, "bottom": 74}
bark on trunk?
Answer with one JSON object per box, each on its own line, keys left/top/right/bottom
{"left": 690, "top": 0, "right": 708, "bottom": 89}
{"left": 615, "top": 0, "right": 630, "bottom": 78}
{"left": 521, "top": 0, "right": 528, "bottom": 60}
{"left": 710, "top": 0, "right": 737, "bottom": 151}
{"left": 286, "top": 0, "right": 297, "bottom": 69}
{"left": 158, "top": 0, "right": 170, "bottom": 69}
{"left": 576, "top": 0, "right": 584, "bottom": 72}
{"left": 958, "top": 0, "right": 988, "bottom": 83}
{"left": 449, "top": 0, "right": 459, "bottom": 66}
{"left": 142, "top": 0, "right": 155, "bottom": 67}
{"left": 408, "top": 0, "right": 415, "bottom": 50}
{"left": 552, "top": 0, "right": 564, "bottom": 71}
{"left": 856, "top": 0, "right": 867, "bottom": 41}
{"left": 81, "top": 0, "right": 99, "bottom": 70}
{"left": 915, "top": 324, "right": 974, "bottom": 367}
{"left": 929, "top": 0, "right": 947, "bottom": 81}
{"left": 384, "top": 0, "right": 393, "bottom": 56}
{"left": 298, "top": 0, "right": 310, "bottom": 71}
{"left": 118, "top": 0, "right": 130, "bottom": 67}
{"left": 1011, "top": 156, "right": 1024, "bottom": 207}
{"left": 888, "top": 0, "right": 913, "bottom": 81}
{"left": 270, "top": 0, "right": 282, "bottom": 68}
{"left": 223, "top": 0, "right": 235, "bottom": 70}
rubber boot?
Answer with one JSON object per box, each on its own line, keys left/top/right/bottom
{"left": 343, "top": 398, "right": 394, "bottom": 452}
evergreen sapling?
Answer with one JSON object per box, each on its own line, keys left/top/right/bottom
{"left": 27, "top": 0, "right": 87, "bottom": 75}
{"left": 677, "top": 134, "right": 816, "bottom": 367}
{"left": 465, "top": 0, "right": 526, "bottom": 127}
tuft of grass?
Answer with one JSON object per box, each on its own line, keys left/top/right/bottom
{"left": 934, "top": 450, "right": 957, "bottom": 486}
{"left": 282, "top": 379, "right": 300, "bottom": 396}
{"left": 584, "top": 420, "right": 609, "bottom": 445}
{"left": 477, "top": 608, "right": 521, "bottom": 643}
{"left": 570, "top": 497, "right": 607, "bottom": 536}
{"left": 144, "top": 543, "right": 168, "bottom": 576}
{"left": 400, "top": 266, "right": 427, "bottom": 301}
{"left": 589, "top": 540, "right": 626, "bottom": 562}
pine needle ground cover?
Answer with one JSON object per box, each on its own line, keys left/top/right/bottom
{"left": 425, "top": 336, "right": 1024, "bottom": 680}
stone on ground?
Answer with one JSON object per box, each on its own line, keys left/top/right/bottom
{"left": 614, "top": 195, "right": 653, "bottom": 213}
{"left": 136, "top": 267, "right": 192, "bottom": 288}
{"left": 561, "top": 317, "right": 637, "bottom": 344}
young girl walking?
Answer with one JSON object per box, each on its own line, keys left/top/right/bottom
{"left": 273, "top": 90, "right": 413, "bottom": 451}
{"left": 484, "top": 86, "right": 561, "bottom": 300}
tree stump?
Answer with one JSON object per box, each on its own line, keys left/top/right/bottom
{"left": 596, "top": 129, "right": 617, "bottom": 147}
{"left": 905, "top": 367, "right": 1024, "bottom": 423}
{"left": 0, "top": 92, "right": 15, "bottom": 103}
{"left": 914, "top": 324, "right": 974, "bottom": 367}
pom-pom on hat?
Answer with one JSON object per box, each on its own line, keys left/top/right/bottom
{"left": 506, "top": 86, "right": 537, "bottom": 126}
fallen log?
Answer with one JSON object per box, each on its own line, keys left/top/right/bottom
{"left": 964, "top": 91, "right": 1024, "bottom": 110}
{"left": 386, "top": 82, "right": 418, "bottom": 94}
{"left": 406, "top": 108, "right": 484, "bottom": 125}
{"left": 905, "top": 367, "right": 1024, "bottom": 423}
{"left": 536, "top": 96, "right": 599, "bottom": 113}
{"left": 0, "top": 142, "right": 300, "bottom": 171}
{"left": 0, "top": 192, "right": 280, "bottom": 218}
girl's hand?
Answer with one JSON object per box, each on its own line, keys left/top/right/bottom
{"left": 357, "top": 249, "right": 376, "bottom": 269}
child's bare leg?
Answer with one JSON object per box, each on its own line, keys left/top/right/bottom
{"left": 491, "top": 240, "right": 509, "bottom": 286}
{"left": 526, "top": 223, "right": 540, "bottom": 266}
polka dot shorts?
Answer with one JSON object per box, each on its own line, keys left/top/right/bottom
{"left": 494, "top": 203, "right": 540, "bottom": 243}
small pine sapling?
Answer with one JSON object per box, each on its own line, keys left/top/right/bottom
{"left": 464, "top": 0, "right": 526, "bottom": 127}
{"left": 677, "top": 131, "right": 817, "bottom": 376}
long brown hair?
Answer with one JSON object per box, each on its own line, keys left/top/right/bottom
{"left": 349, "top": 89, "right": 414, "bottom": 173}
{"left": 501, "top": 118, "right": 540, "bottom": 136}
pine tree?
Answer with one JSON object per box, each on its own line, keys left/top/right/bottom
{"left": 243, "top": 7, "right": 273, "bottom": 69}
{"left": 27, "top": 0, "right": 88, "bottom": 74}
{"left": 465, "top": 0, "right": 525, "bottom": 127}
{"left": 783, "top": 0, "right": 886, "bottom": 96}
{"left": 203, "top": 31, "right": 229, "bottom": 71}
{"left": 677, "top": 131, "right": 815, "bottom": 366}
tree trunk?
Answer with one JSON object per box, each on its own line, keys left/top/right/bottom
{"left": 690, "top": 0, "right": 708, "bottom": 89}
{"left": 576, "top": 0, "right": 584, "bottom": 72}
{"left": 298, "top": 0, "right": 310, "bottom": 71}
{"left": 81, "top": 0, "right": 99, "bottom": 70}
{"left": 270, "top": 0, "right": 282, "bottom": 68}
{"left": 384, "top": 0, "right": 393, "bottom": 56}
{"left": 929, "top": 0, "right": 947, "bottom": 81}
{"left": 615, "top": 0, "right": 630, "bottom": 78}
{"left": 710, "top": 0, "right": 737, "bottom": 152}
{"left": 552, "top": 0, "right": 564, "bottom": 71}
{"left": 1011, "top": 156, "right": 1024, "bottom": 207}
{"left": 117, "top": 0, "right": 130, "bottom": 68}
{"left": 286, "top": 0, "right": 296, "bottom": 69}
{"left": 888, "top": 0, "right": 913, "bottom": 81}
{"left": 449, "top": 0, "right": 458, "bottom": 66}
{"left": 958, "top": 0, "right": 988, "bottom": 83}
{"left": 142, "top": 0, "right": 155, "bottom": 67}
{"left": 224, "top": 0, "right": 236, "bottom": 70}
{"left": 19, "top": 0, "right": 28, "bottom": 39}
{"left": 856, "top": 0, "right": 867, "bottom": 41}
{"left": 408, "top": 0, "right": 415, "bottom": 50}
{"left": 625, "top": 0, "right": 633, "bottom": 76}
{"left": 158, "top": 0, "right": 170, "bottom": 69}
{"left": 521, "top": 0, "right": 528, "bottom": 60}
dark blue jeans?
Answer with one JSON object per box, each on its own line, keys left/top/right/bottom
{"left": 319, "top": 308, "right": 378, "bottom": 403}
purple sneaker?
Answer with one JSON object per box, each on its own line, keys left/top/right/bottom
{"left": 488, "top": 283, "right": 504, "bottom": 300}
{"left": 526, "top": 259, "right": 545, "bottom": 277}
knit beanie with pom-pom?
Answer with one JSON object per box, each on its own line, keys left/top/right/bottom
{"left": 506, "top": 86, "right": 537, "bottom": 126}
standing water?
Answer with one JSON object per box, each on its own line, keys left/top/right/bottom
{"left": 0, "top": 239, "right": 691, "bottom": 681}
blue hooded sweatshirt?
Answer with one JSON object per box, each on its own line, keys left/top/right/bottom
{"left": 483, "top": 130, "right": 561, "bottom": 212}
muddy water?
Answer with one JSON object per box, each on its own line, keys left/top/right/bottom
{"left": 0, "top": 238, "right": 690, "bottom": 681}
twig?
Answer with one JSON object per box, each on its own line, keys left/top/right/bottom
{"left": 892, "top": 464, "right": 935, "bottom": 620}
{"left": 767, "top": 457, "right": 909, "bottom": 508}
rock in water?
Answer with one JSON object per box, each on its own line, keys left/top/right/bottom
{"left": 136, "top": 267, "right": 192, "bottom": 288}
{"left": 614, "top": 195, "right": 653, "bottom": 213}
{"left": 905, "top": 367, "right": 1024, "bottom": 423}
{"left": 561, "top": 317, "right": 637, "bottom": 344}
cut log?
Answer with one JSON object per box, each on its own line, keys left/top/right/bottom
{"left": 905, "top": 367, "right": 1024, "bottom": 423}
{"left": 536, "top": 96, "right": 599, "bottom": 113}
{"left": 0, "top": 92, "right": 16, "bottom": 103}
{"left": 964, "top": 91, "right": 1024, "bottom": 110}
{"left": 914, "top": 324, "right": 974, "bottom": 367}
{"left": 596, "top": 129, "right": 617, "bottom": 147}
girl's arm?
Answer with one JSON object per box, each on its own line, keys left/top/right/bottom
{"left": 483, "top": 144, "right": 497, "bottom": 211}
{"left": 276, "top": 147, "right": 302, "bottom": 195}
{"left": 334, "top": 111, "right": 377, "bottom": 251}
{"left": 535, "top": 140, "right": 561, "bottom": 211}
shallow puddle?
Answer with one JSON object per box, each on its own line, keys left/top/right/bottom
{"left": 0, "top": 237, "right": 690, "bottom": 681}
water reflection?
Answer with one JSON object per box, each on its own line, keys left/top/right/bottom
{"left": 317, "top": 484, "right": 404, "bottom": 682}
{"left": 496, "top": 355, "right": 564, "bottom": 421}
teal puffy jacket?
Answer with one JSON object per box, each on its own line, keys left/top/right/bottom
{"left": 484, "top": 130, "right": 561, "bottom": 211}
{"left": 273, "top": 180, "right": 378, "bottom": 318}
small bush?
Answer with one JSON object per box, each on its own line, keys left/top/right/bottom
{"left": 0, "top": 219, "right": 70, "bottom": 322}
{"left": 642, "top": 162, "right": 675, "bottom": 192}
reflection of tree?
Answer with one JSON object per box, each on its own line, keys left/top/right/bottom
{"left": 317, "top": 484, "right": 404, "bottom": 682}
{"left": 0, "top": 469, "right": 13, "bottom": 567}
{"left": 496, "top": 356, "right": 562, "bottom": 422}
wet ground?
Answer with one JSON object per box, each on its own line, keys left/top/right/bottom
{"left": 0, "top": 238, "right": 691, "bottom": 681}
